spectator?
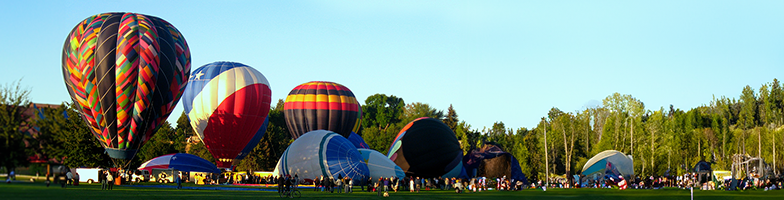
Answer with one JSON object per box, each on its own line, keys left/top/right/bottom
{"left": 409, "top": 177, "right": 414, "bottom": 192}
{"left": 106, "top": 172, "right": 114, "bottom": 190}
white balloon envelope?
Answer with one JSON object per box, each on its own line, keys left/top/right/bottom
{"left": 357, "top": 148, "right": 405, "bottom": 179}
{"left": 274, "top": 130, "right": 369, "bottom": 181}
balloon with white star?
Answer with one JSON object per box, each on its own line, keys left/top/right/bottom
{"left": 182, "top": 61, "right": 272, "bottom": 169}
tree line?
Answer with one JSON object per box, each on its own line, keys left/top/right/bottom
{"left": 2, "top": 79, "right": 783, "bottom": 183}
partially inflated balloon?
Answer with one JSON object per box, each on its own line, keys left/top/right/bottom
{"left": 273, "top": 130, "right": 369, "bottom": 181}
{"left": 357, "top": 149, "right": 405, "bottom": 179}
{"left": 182, "top": 61, "right": 271, "bottom": 168}
{"left": 387, "top": 117, "right": 463, "bottom": 178}
{"left": 347, "top": 132, "right": 369, "bottom": 149}
{"left": 284, "top": 81, "right": 359, "bottom": 139}
{"left": 62, "top": 12, "right": 190, "bottom": 162}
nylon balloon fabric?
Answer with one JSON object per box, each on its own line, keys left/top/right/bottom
{"left": 387, "top": 117, "right": 464, "bottom": 178}
{"left": 284, "top": 81, "right": 359, "bottom": 139}
{"left": 61, "top": 12, "right": 190, "bottom": 162}
{"left": 181, "top": 61, "right": 271, "bottom": 168}
{"left": 273, "top": 130, "right": 369, "bottom": 182}
{"left": 357, "top": 149, "right": 405, "bottom": 179}
{"left": 347, "top": 132, "right": 370, "bottom": 149}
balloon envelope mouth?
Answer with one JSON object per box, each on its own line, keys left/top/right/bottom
{"left": 106, "top": 148, "right": 137, "bottom": 160}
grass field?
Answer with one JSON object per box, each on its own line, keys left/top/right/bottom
{"left": 2, "top": 181, "right": 783, "bottom": 200}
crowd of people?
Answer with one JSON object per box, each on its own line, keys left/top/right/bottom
{"left": 540, "top": 173, "right": 784, "bottom": 192}
{"left": 281, "top": 174, "right": 528, "bottom": 196}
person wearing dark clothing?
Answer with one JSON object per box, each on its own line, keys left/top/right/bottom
{"left": 99, "top": 170, "right": 107, "bottom": 190}
{"left": 377, "top": 178, "right": 383, "bottom": 196}
{"left": 367, "top": 177, "right": 373, "bottom": 192}
{"left": 314, "top": 177, "right": 321, "bottom": 191}
{"left": 284, "top": 176, "right": 292, "bottom": 194}
{"left": 360, "top": 176, "right": 365, "bottom": 191}
{"left": 415, "top": 177, "right": 421, "bottom": 192}
{"left": 277, "top": 176, "right": 283, "bottom": 194}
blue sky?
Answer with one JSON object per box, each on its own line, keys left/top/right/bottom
{"left": 1, "top": 0, "right": 782, "bottom": 130}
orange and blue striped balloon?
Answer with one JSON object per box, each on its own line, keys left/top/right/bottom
{"left": 284, "top": 81, "right": 359, "bottom": 139}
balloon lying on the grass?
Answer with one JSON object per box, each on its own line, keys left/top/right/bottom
{"left": 62, "top": 12, "right": 190, "bottom": 161}
{"left": 357, "top": 148, "right": 405, "bottom": 179}
{"left": 284, "top": 81, "right": 360, "bottom": 139}
{"left": 463, "top": 143, "right": 527, "bottom": 183}
{"left": 581, "top": 150, "right": 634, "bottom": 180}
{"left": 138, "top": 153, "right": 219, "bottom": 173}
{"left": 182, "top": 61, "right": 272, "bottom": 168}
{"left": 387, "top": 117, "right": 464, "bottom": 178}
{"left": 273, "top": 130, "right": 369, "bottom": 181}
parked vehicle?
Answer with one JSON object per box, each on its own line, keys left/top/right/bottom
{"left": 75, "top": 168, "right": 102, "bottom": 184}
{"left": 150, "top": 169, "right": 179, "bottom": 184}
{"left": 132, "top": 170, "right": 150, "bottom": 183}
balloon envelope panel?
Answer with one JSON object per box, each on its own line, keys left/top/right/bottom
{"left": 347, "top": 132, "right": 369, "bottom": 149}
{"left": 357, "top": 149, "right": 405, "bottom": 179}
{"left": 274, "top": 130, "right": 369, "bottom": 181}
{"left": 138, "top": 153, "right": 219, "bottom": 173}
{"left": 62, "top": 12, "right": 190, "bottom": 160}
{"left": 387, "top": 117, "right": 463, "bottom": 178}
{"left": 284, "top": 81, "right": 359, "bottom": 139}
{"left": 182, "top": 61, "right": 271, "bottom": 168}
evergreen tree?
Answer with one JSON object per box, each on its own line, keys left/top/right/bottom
{"left": 443, "top": 104, "right": 459, "bottom": 133}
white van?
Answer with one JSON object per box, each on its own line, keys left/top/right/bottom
{"left": 75, "top": 168, "right": 102, "bottom": 184}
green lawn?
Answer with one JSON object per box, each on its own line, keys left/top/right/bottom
{"left": 2, "top": 181, "right": 783, "bottom": 200}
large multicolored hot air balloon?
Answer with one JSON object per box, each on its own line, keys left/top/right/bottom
{"left": 273, "top": 130, "right": 369, "bottom": 181}
{"left": 61, "top": 12, "right": 190, "bottom": 165}
{"left": 387, "top": 117, "right": 464, "bottom": 178}
{"left": 284, "top": 81, "right": 359, "bottom": 139}
{"left": 182, "top": 61, "right": 271, "bottom": 168}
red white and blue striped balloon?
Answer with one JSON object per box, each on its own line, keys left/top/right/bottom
{"left": 182, "top": 61, "right": 271, "bottom": 168}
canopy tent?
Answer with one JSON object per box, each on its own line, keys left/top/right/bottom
{"left": 139, "top": 153, "right": 220, "bottom": 173}
{"left": 463, "top": 143, "right": 527, "bottom": 183}
{"left": 581, "top": 150, "right": 634, "bottom": 180}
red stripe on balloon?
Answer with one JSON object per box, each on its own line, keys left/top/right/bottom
{"left": 201, "top": 84, "right": 271, "bottom": 168}
{"left": 283, "top": 102, "right": 360, "bottom": 111}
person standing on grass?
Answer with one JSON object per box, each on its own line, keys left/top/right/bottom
{"left": 314, "top": 176, "right": 321, "bottom": 191}
{"left": 100, "top": 170, "right": 106, "bottom": 190}
{"left": 377, "top": 178, "right": 383, "bottom": 196}
{"left": 175, "top": 172, "right": 182, "bottom": 189}
{"left": 348, "top": 178, "right": 354, "bottom": 193}
{"left": 74, "top": 173, "right": 80, "bottom": 186}
{"left": 64, "top": 171, "right": 73, "bottom": 188}
{"left": 367, "top": 177, "right": 373, "bottom": 192}
{"left": 106, "top": 172, "right": 114, "bottom": 190}
{"left": 277, "top": 176, "right": 283, "bottom": 194}
{"left": 393, "top": 177, "right": 399, "bottom": 192}
{"left": 416, "top": 177, "right": 421, "bottom": 193}
{"left": 409, "top": 177, "right": 414, "bottom": 192}
{"left": 334, "top": 175, "right": 342, "bottom": 193}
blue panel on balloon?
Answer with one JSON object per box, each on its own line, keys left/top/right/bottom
{"left": 325, "top": 134, "right": 369, "bottom": 181}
